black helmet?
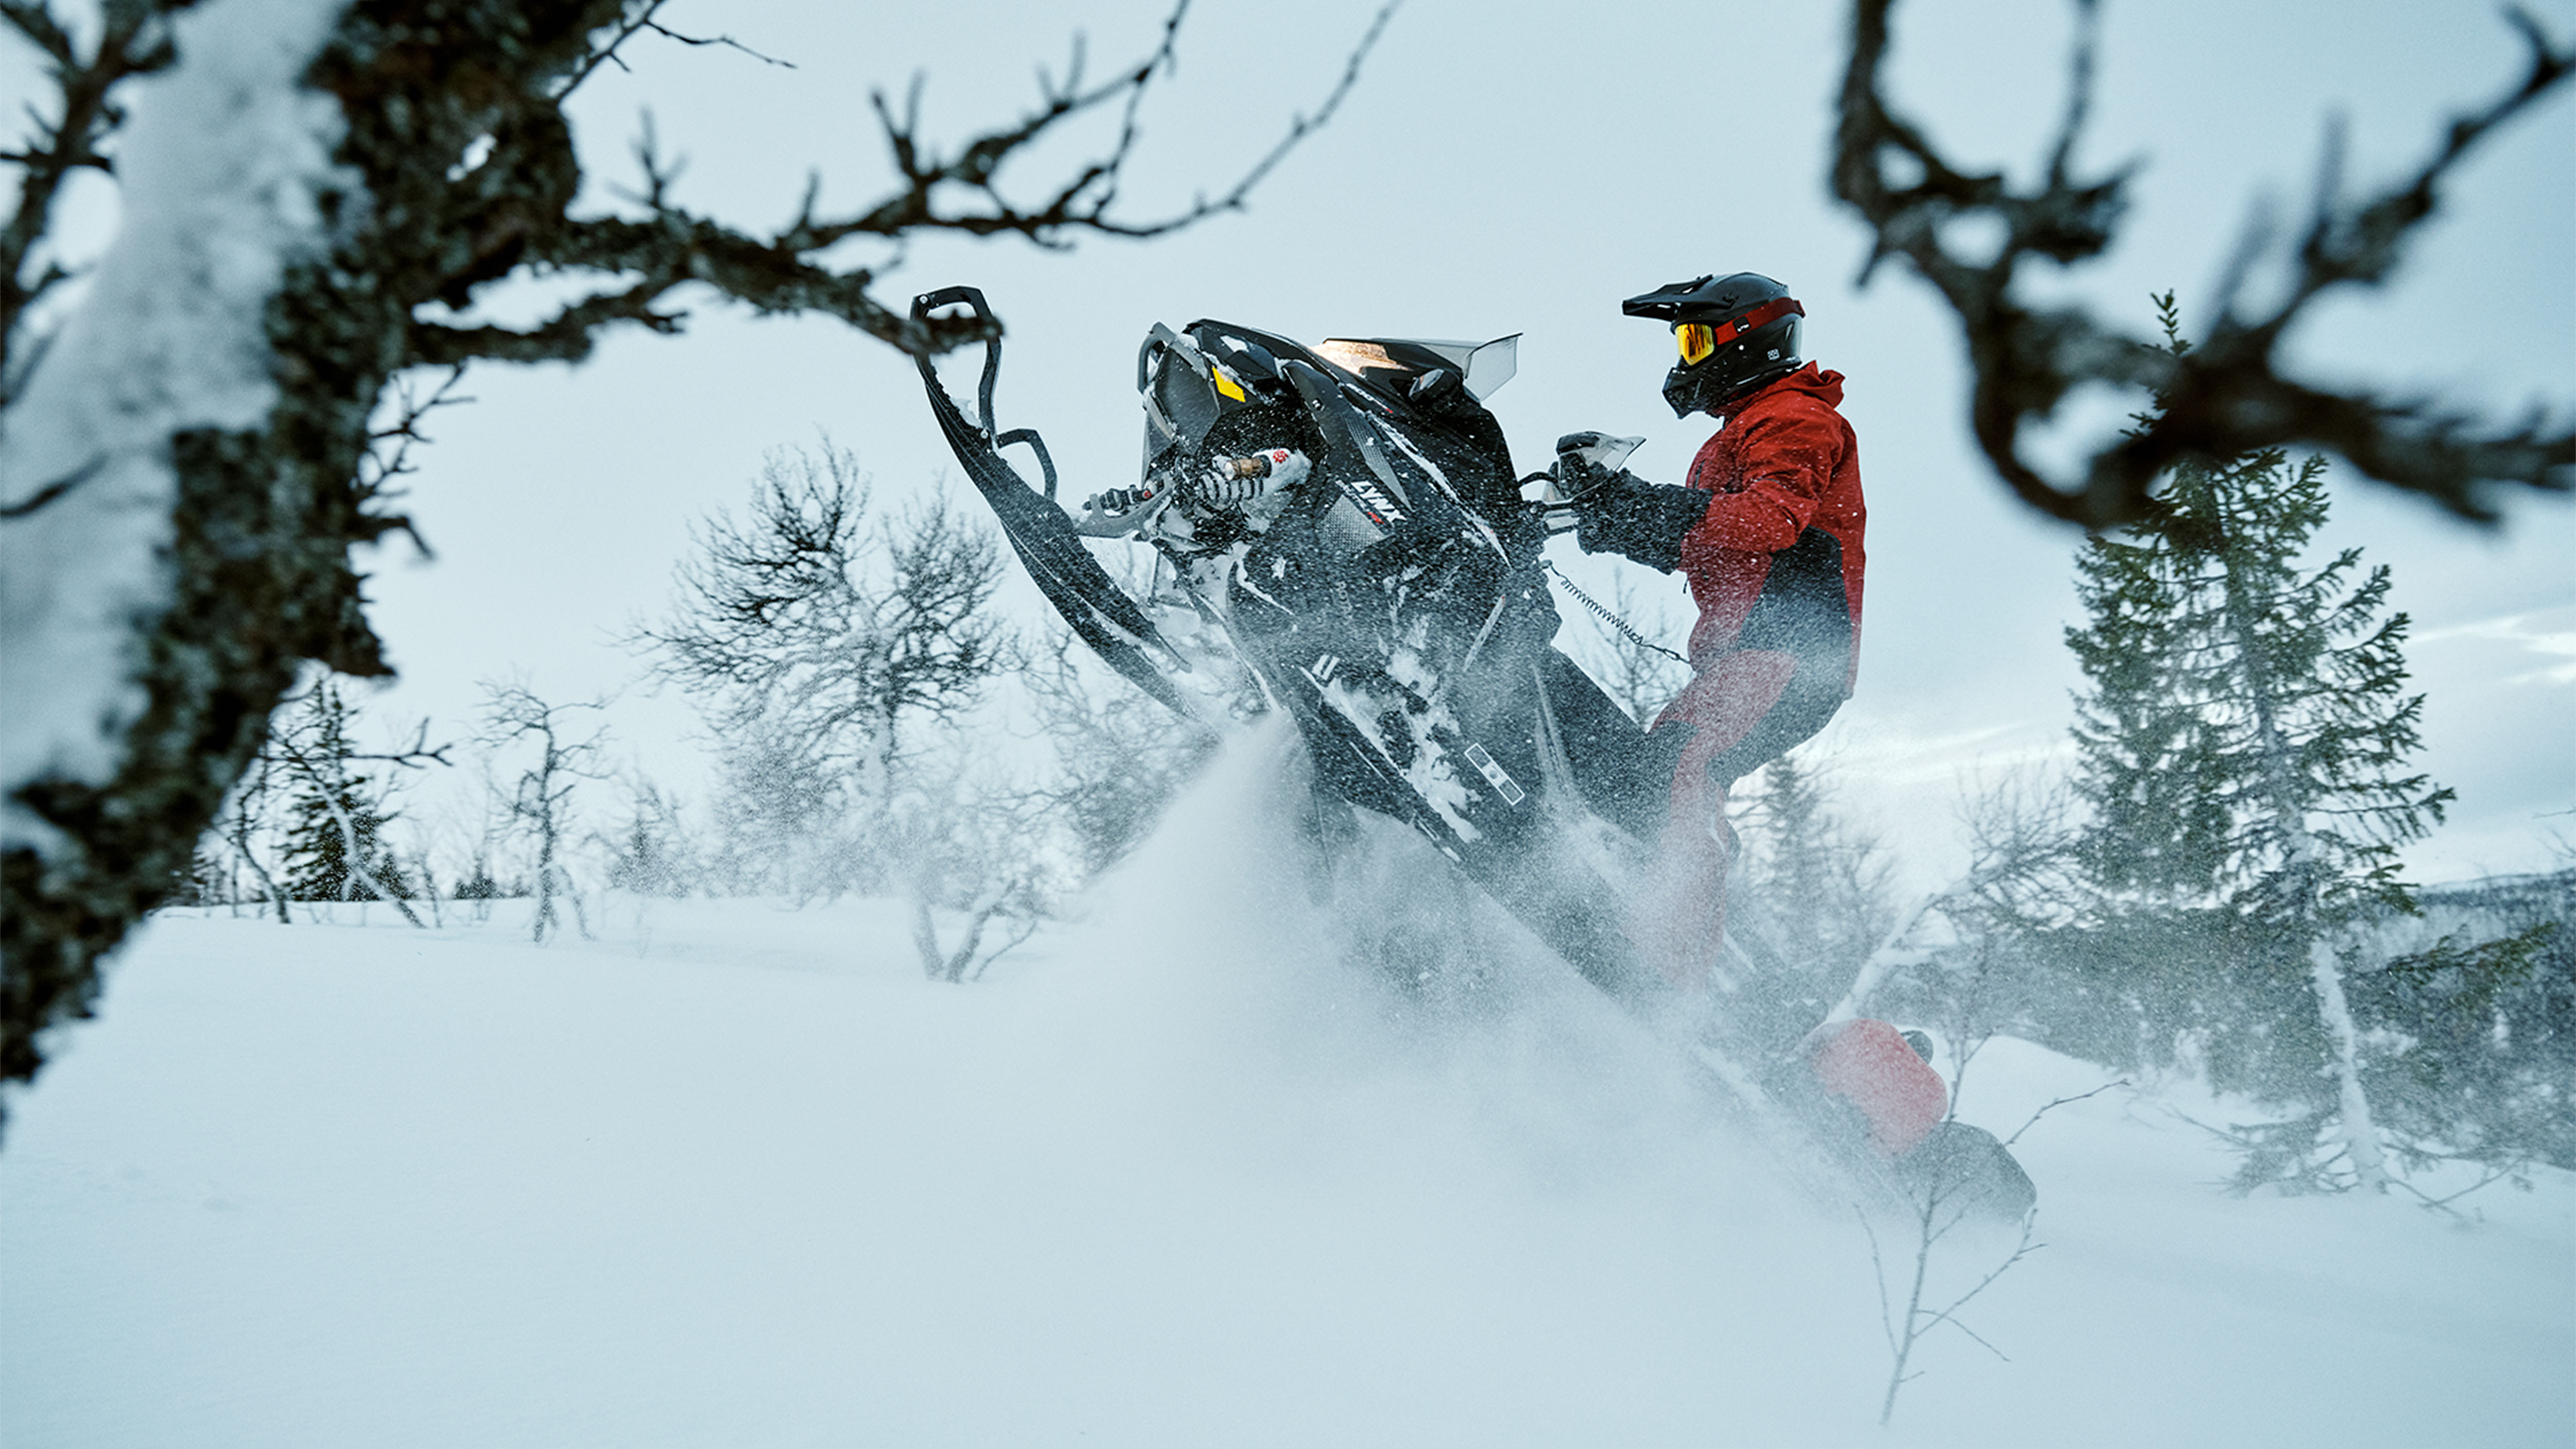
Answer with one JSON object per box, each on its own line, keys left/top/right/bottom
{"left": 1621, "top": 272, "right": 1806, "bottom": 417}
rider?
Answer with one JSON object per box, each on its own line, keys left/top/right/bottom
{"left": 1552, "top": 272, "right": 1866, "bottom": 983}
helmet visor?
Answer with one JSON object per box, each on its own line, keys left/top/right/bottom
{"left": 1675, "top": 322, "right": 1716, "bottom": 366}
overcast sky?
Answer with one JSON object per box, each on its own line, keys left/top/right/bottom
{"left": 110, "top": 0, "right": 2569, "bottom": 890}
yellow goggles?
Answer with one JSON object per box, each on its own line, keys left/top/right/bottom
{"left": 1671, "top": 300, "right": 1802, "bottom": 369}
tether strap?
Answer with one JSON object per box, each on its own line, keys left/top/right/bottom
{"left": 1544, "top": 557, "right": 1687, "bottom": 664}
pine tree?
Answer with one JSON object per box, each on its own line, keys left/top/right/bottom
{"left": 2064, "top": 299, "right": 2453, "bottom": 1191}
{"left": 452, "top": 850, "right": 504, "bottom": 926}
{"left": 277, "top": 683, "right": 408, "bottom": 907}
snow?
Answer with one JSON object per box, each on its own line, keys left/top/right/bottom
{"left": 0, "top": 0, "right": 351, "bottom": 848}
{"left": 4, "top": 747, "right": 2571, "bottom": 1447}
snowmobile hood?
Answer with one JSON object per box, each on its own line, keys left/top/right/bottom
{"left": 1139, "top": 317, "right": 1520, "bottom": 474}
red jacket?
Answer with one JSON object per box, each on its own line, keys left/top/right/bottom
{"left": 1674, "top": 365, "right": 1866, "bottom": 692}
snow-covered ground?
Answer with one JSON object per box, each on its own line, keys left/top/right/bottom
{"left": 6, "top": 754, "right": 2571, "bottom": 1448}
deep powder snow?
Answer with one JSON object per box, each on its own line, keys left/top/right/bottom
{"left": 3, "top": 744, "right": 2568, "bottom": 1447}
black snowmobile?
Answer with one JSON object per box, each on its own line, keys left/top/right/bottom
{"left": 910, "top": 288, "right": 1673, "bottom": 992}
{"left": 909, "top": 286, "right": 2033, "bottom": 1219}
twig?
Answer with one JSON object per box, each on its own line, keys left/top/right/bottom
{"left": 1090, "top": 0, "right": 1401, "bottom": 240}
{"left": 2390, "top": 1165, "right": 2512, "bottom": 1217}
{"left": 0, "top": 453, "right": 103, "bottom": 518}
{"left": 1914, "top": 1214, "right": 2040, "bottom": 1351}
{"left": 2003, "top": 1079, "right": 2127, "bottom": 1148}
{"left": 641, "top": 19, "right": 792, "bottom": 70}
{"left": 1869, "top": 1174, "right": 2042, "bottom": 1423}
{"left": 1857, "top": 1207, "right": 1900, "bottom": 1358}
{"left": 556, "top": 0, "right": 672, "bottom": 98}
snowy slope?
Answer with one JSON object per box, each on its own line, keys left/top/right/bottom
{"left": 5, "top": 748, "right": 2571, "bottom": 1448}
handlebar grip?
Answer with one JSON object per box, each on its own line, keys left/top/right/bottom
{"left": 910, "top": 285, "right": 991, "bottom": 325}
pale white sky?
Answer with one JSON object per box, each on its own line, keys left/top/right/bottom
{"left": 45, "top": 0, "right": 2572, "bottom": 890}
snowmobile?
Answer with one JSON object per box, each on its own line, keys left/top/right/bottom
{"left": 909, "top": 285, "right": 2033, "bottom": 1220}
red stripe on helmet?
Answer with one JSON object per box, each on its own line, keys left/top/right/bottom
{"left": 1711, "top": 297, "right": 1805, "bottom": 346}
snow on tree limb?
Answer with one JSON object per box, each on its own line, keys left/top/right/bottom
{"left": 1832, "top": 0, "right": 2575, "bottom": 527}
{"left": 0, "top": 0, "right": 1397, "bottom": 1112}
{"left": 2, "top": 0, "right": 349, "bottom": 833}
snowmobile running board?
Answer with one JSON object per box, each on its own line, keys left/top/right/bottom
{"left": 908, "top": 286, "right": 1197, "bottom": 718}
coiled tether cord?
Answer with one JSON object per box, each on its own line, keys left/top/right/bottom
{"left": 1541, "top": 556, "right": 1688, "bottom": 664}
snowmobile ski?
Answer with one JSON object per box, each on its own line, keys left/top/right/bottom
{"left": 909, "top": 287, "right": 1197, "bottom": 718}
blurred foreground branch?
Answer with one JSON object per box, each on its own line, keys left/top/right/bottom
{"left": 1832, "top": 0, "right": 2574, "bottom": 526}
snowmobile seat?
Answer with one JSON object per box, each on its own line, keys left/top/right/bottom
{"left": 1894, "top": 1121, "right": 2038, "bottom": 1223}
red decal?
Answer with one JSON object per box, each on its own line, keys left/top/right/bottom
{"left": 1714, "top": 297, "right": 1805, "bottom": 346}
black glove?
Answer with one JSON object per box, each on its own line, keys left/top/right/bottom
{"left": 1554, "top": 435, "right": 1710, "bottom": 574}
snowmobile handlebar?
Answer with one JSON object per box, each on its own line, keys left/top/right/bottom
{"left": 1524, "top": 432, "right": 1648, "bottom": 535}
{"left": 1521, "top": 471, "right": 1582, "bottom": 534}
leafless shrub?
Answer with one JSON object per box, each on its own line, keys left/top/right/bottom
{"left": 478, "top": 683, "right": 609, "bottom": 944}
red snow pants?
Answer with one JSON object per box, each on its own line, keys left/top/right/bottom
{"left": 1623, "top": 650, "right": 1801, "bottom": 983}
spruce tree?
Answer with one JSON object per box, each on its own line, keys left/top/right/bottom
{"left": 278, "top": 683, "right": 404, "bottom": 905}
{"left": 2064, "top": 300, "right": 2453, "bottom": 1191}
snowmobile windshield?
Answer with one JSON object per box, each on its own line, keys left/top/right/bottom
{"left": 1463, "top": 335, "right": 1517, "bottom": 400}
{"left": 1139, "top": 325, "right": 1225, "bottom": 465}
{"left": 1310, "top": 335, "right": 1520, "bottom": 403}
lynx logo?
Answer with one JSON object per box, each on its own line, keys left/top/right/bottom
{"left": 1302, "top": 653, "right": 1342, "bottom": 688}
{"left": 1462, "top": 742, "right": 1526, "bottom": 806}
{"left": 1337, "top": 474, "right": 1406, "bottom": 527}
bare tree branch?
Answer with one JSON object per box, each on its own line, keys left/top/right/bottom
{"left": 352, "top": 364, "right": 472, "bottom": 559}
{"left": 640, "top": 18, "right": 791, "bottom": 72}
{"left": 443, "top": 0, "right": 1406, "bottom": 365}
{"left": 1867, "top": 1189, "right": 2042, "bottom": 1425}
{"left": 1833, "top": 0, "right": 2574, "bottom": 526}
{"left": 2002, "top": 1079, "right": 2126, "bottom": 1148}
{"left": 554, "top": 0, "right": 668, "bottom": 96}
